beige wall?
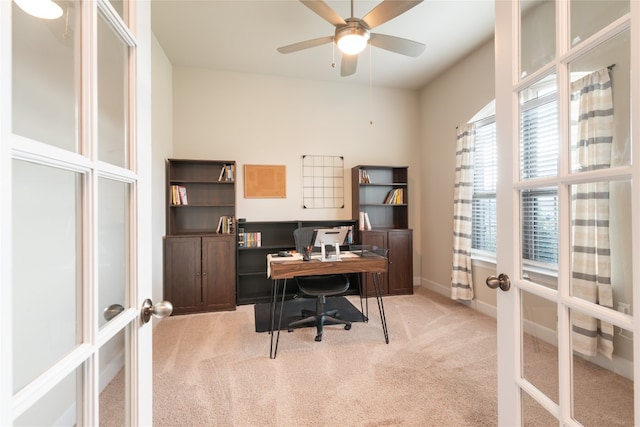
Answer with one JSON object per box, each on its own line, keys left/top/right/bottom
{"left": 151, "top": 34, "right": 174, "bottom": 307}
{"left": 418, "top": 38, "right": 496, "bottom": 310}
{"left": 169, "top": 66, "right": 423, "bottom": 281}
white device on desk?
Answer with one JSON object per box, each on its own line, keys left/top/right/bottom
{"left": 312, "top": 228, "right": 349, "bottom": 261}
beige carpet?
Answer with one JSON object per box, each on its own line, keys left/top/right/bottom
{"left": 100, "top": 286, "right": 633, "bottom": 426}
{"left": 151, "top": 287, "right": 498, "bottom": 426}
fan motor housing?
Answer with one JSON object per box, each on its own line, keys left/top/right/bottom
{"left": 335, "top": 18, "right": 371, "bottom": 46}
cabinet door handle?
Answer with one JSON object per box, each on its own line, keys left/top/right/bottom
{"left": 196, "top": 272, "right": 200, "bottom": 276}
{"left": 202, "top": 272, "right": 207, "bottom": 276}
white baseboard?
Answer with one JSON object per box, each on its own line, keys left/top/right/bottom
{"left": 100, "top": 350, "right": 125, "bottom": 393}
{"left": 419, "top": 278, "right": 497, "bottom": 319}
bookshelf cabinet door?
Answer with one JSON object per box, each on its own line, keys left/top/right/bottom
{"left": 360, "top": 229, "right": 413, "bottom": 296}
{"left": 387, "top": 230, "right": 413, "bottom": 295}
{"left": 164, "top": 237, "right": 202, "bottom": 314}
{"left": 202, "top": 235, "right": 236, "bottom": 311}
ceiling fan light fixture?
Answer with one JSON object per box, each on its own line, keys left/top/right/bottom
{"left": 14, "top": 0, "right": 63, "bottom": 19}
{"left": 336, "top": 26, "right": 370, "bottom": 55}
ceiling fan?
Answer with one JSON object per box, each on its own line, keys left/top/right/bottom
{"left": 277, "top": 0, "right": 426, "bottom": 77}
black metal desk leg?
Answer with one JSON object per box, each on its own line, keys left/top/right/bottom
{"left": 358, "top": 273, "right": 368, "bottom": 322}
{"left": 269, "top": 278, "right": 287, "bottom": 359}
{"left": 372, "top": 272, "right": 389, "bottom": 344}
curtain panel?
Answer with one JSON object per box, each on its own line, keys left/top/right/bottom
{"left": 570, "top": 68, "right": 614, "bottom": 359}
{"left": 451, "top": 123, "right": 475, "bottom": 301}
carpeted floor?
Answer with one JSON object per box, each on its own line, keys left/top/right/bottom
{"left": 99, "top": 286, "right": 633, "bottom": 426}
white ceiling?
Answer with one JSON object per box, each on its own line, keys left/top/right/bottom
{"left": 151, "top": 0, "right": 495, "bottom": 90}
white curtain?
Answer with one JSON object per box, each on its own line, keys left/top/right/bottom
{"left": 451, "top": 123, "right": 475, "bottom": 301}
{"left": 570, "top": 68, "right": 614, "bottom": 359}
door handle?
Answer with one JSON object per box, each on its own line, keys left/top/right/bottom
{"left": 140, "top": 299, "right": 173, "bottom": 324}
{"left": 486, "top": 273, "right": 511, "bottom": 292}
{"left": 104, "top": 304, "right": 125, "bottom": 321}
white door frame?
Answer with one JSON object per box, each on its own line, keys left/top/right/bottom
{"left": 0, "top": 0, "right": 153, "bottom": 424}
{"left": 495, "top": 1, "right": 640, "bottom": 425}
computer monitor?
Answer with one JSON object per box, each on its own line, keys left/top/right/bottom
{"left": 312, "top": 228, "right": 349, "bottom": 248}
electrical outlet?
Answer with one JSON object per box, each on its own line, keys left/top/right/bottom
{"left": 617, "top": 302, "right": 631, "bottom": 315}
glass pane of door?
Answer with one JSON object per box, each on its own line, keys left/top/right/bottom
{"left": 12, "top": 1, "right": 79, "bottom": 151}
{"left": 99, "top": 329, "right": 127, "bottom": 426}
{"left": 570, "top": 311, "right": 634, "bottom": 426}
{"left": 522, "top": 290, "right": 558, "bottom": 403}
{"left": 569, "top": 30, "right": 630, "bottom": 171}
{"left": 570, "top": 180, "right": 632, "bottom": 312}
{"left": 520, "top": 0, "right": 555, "bottom": 77}
{"left": 523, "top": 392, "right": 558, "bottom": 426}
{"left": 98, "top": 178, "right": 129, "bottom": 329}
{"left": 14, "top": 367, "right": 81, "bottom": 426}
{"left": 570, "top": 1, "right": 629, "bottom": 47}
{"left": 12, "top": 160, "right": 82, "bottom": 392}
{"left": 97, "top": 14, "right": 128, "bottom": 168}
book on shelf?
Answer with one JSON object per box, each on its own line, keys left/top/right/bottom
{"left": 360, "top": 169, "right": 371, "bottom": 184}
{"left": 237, "top": 227, "right": 245, "bottom": 247}
{"left": 226, "top": 164, "right": 235, "bottom": 182}
{"left": 171, "top": 185, "right": 178, "bottom": 205}
{"left": 364, "top": 212, "right": 372, "bottom": 230}
{"left": 358, "top": 211, "right": 365, "bottom": 231}
{"left": 177, "top": 186, "right": 188, "bottom": 205}
{"left": 242, "top": 231, "right": 262, "bottom": 248}
{"left": 384, "top": 188, "right": 403, "bottom": 204}
{"left": 216, "top": 215, "right": 236, "bottom": 234}
{"left": 339, "top": 225, "right": 354, "bottom": 244}
{"left": 170, "top": 185, "right": 189, "bottom": 205}
{"left": 217, "top": 164, "right": 236, "bottom": 182}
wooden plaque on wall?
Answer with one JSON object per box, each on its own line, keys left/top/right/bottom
{"left": 244, "top": 164, "right": 286, "bottom": 198}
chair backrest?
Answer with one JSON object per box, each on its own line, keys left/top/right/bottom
{"left": 293, "top": 227, "right": 316, "bottom": 255}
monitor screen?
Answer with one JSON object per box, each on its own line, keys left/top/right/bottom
{"left": 312, "top": 228, "right": 349, "bottom": 248}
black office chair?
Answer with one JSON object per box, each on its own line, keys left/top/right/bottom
{"left": 288, "top": 227, "right": 352, "bottom": 342}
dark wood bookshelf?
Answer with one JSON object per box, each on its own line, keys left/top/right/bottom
{"left": 164, "top": 159, "right": 237, "bottom": 314}
{"left": 351, "top": 165, "right": 409, "bottom": 229}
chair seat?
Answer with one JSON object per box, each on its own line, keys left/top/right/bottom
{"left": 289, "top": 273, "right": 351, "bottom": 342}
{"left": 295, "top": 274, "right": 350, "bottom": 296}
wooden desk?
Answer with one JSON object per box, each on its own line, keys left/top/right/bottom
{"left": 268, "top": 253, "right": 389, "bottom": 358}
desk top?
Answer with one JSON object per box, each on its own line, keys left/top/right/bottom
{"left": 268, "top": 252, "right": 387, "bottom": 279}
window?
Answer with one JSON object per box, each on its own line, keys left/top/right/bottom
{"left": 471, "top": 92, "right": 559, "bottom": 268}
{"left": 471, "top": 118, "right": 497, "bottom": 255}
{"left": 520, "top": 94, "right": 559, "bottom": 265}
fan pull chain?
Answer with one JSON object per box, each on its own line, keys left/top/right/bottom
{"left": 369, "top": 44, "right": 373, "bottom": 125}
{"left": 331, "top": 40, "right": 336, "bottom": 69}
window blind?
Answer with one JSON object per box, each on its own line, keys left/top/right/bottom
{"left": 520, "top": 95, "right": 559, "bottom": 265}
{"left": 472, "top": 119, "right": 497, "bottom": 253}
{"left": 471, "top": 93, "right": 559, "bottom": 267}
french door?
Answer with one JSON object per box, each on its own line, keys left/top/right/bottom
{"left": 0, "top": 0, "right": 153, "bottom": 425}
{"left": 495, "top": 0, "right": 638, "bottom": 425}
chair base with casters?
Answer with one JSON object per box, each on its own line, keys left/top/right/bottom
{"left": 287, "top": 274, "right": 352, "bottom": 342}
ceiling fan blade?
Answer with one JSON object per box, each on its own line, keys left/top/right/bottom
{"left": 277, "top": 35, "right": 334, "bottom": 54}
{"left": 341, "top": 54, "right": 358, "bottom": 77}
{"left": 362, "top": 0, "right": 423, "bottom": 29}
{"left": 300, "top": 0, "right": 346, "bottom": 27}
{"left": 369, "top": 33, "right": 425, "bottom": 57}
